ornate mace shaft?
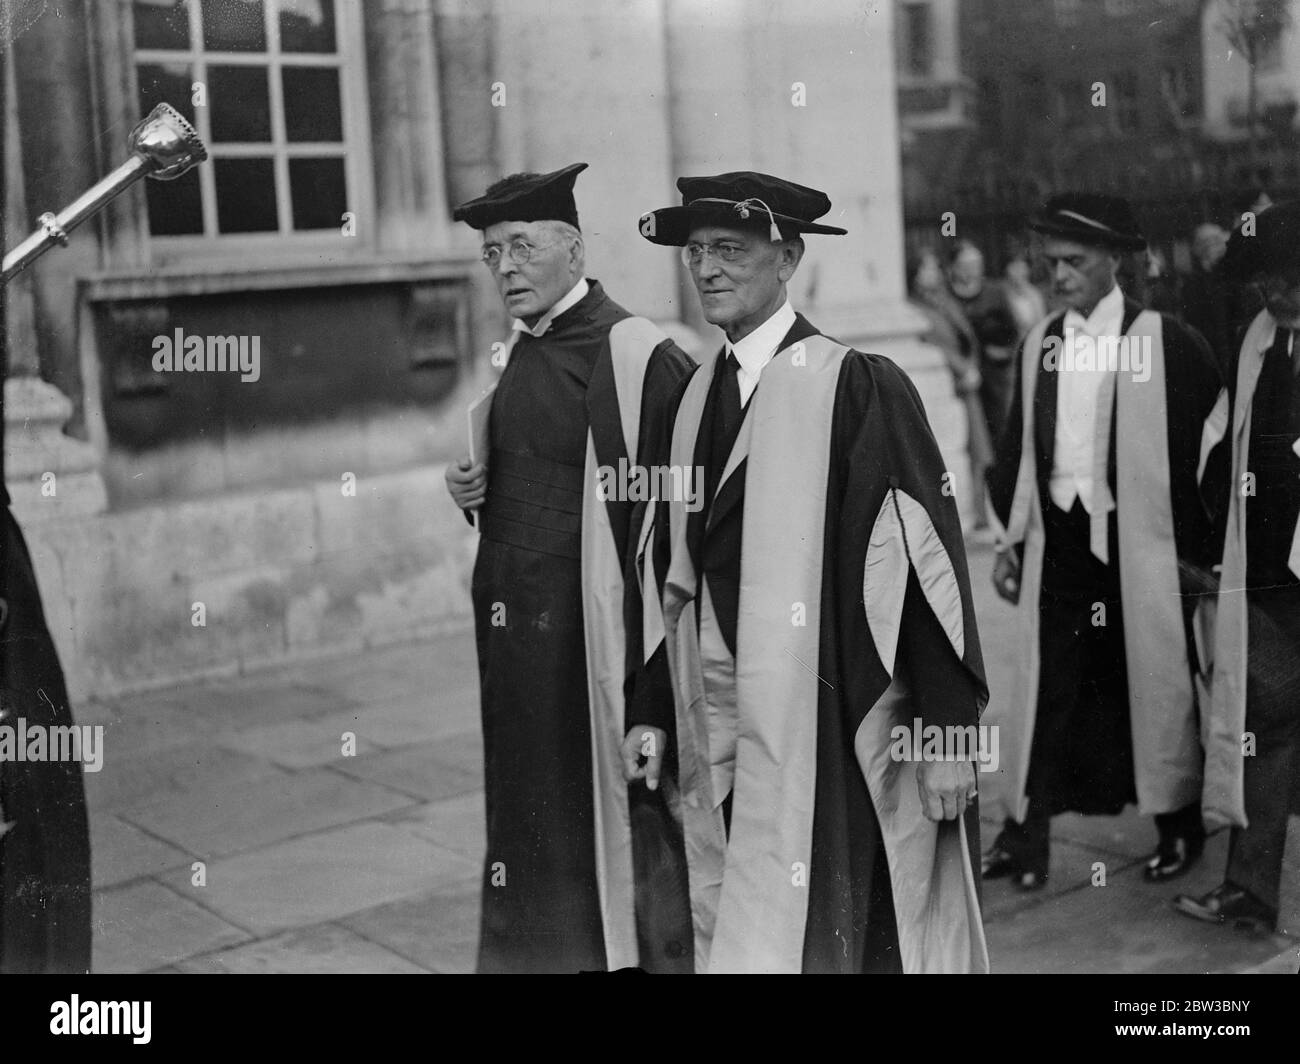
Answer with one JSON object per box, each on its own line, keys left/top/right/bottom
{"left": 1, "top": 103, "right": 207, "bottom": 284}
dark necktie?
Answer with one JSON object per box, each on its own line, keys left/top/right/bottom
{"left": 1276, "top": 327, "right": 1297, "bottom": 375}
{"left": 719, "top": 351, "right": 743, "bottom": 439}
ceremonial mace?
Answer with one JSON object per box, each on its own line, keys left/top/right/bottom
{"left": 1, "top": 102, "right": 207, "bottom": 284}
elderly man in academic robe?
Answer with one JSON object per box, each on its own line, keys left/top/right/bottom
{"left": 984, "top": 194, "right": 1222, "bottom": 890}
{"left": 444, "top": 163, "right": 694, "bottom": 973}
{"left": 1175, "top": 201, "right": 1300, "bottom": 934}
{"left": 620, "top": 172, "right": 990, "bottom": 974}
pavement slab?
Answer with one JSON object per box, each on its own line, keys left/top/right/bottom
{"left": 84, "top": 741, "right": 282, "bottom": 814}
{"left": 218, "top": 710, "right": 382, "bottom": 769}
{"left": 91, "top": 812, "right": 193, "bottom": 889}
{"left": 175, "top": 923, "right": 428, "bottom": 974}
{"left": 101, "top": 681, "right": 325, "bottom": 733}
{"left": 117, "top": 765, "right": 416, "bottom": 858}
{"left": 342, "top": 879, "right": 480, "bottom": 974}
{"left": 286, "top": 639, "right": 470, "bottom": 703}
{"left": 384, "top": 791, "right": 486, "bottom": 863}
{"left": 331, "top": 740, "right": 482, "bottom": 802}
{"left": 330, "top": 690, "right": 475, "bottom": 749}
{"left": 94, "top": 880, "right": 251, "bottom": 973}
{"left": 978, "top": 834, "right": 1141, "bottom": 923}
{"left": 162, "top": 820, "right": 479, "bottom": 935}
{"left": 985, "top": 832, "right": 1293, "bottom": 973}
{"left": 427, "top": 728, "right": 485, "bottom": 773}
{"left": 1051, "top": 806, "right": 1165, "bottom": 860}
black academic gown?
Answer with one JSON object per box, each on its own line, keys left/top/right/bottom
{"left": 985, "top": 300, "right": 1221, "bottom": 816}
{"left": 1203, "top": 325, "right": 1300, "bottom": 908}
{"left": 0, "top": 488, "right": 93, "bottom": 973}
{"left": 627, "top": 314, "right": 987, "bottom": 972}
{"left": 471, "top": 280, "right": 692, "bottom": 973}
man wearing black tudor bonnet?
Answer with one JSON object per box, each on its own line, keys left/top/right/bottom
{"left": 444, "top": 163, "right": 694, "bottom": 972}
{"left": 622, "top": 172, "right": 989, "bottom": 973}
{"left": 984, "top": 193, "right": 1222, "bottom": 891}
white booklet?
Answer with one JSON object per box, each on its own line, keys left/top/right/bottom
{"left": 465, "top": 386, "right": 496, "bottom": 528}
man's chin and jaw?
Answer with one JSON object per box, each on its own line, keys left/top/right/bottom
{"left": 698, "top": 288, "right": 741, "bottom": 326}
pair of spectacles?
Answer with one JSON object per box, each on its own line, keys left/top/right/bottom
{"left": 480, "top": 239, "right": 557, "bottom": 269}
{"left": 681, "top": 241, "right": 750, "bottom": 269}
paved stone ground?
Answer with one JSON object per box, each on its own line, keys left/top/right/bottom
{"left": 80, "top": 542, "right": 1300, "bottom": 974}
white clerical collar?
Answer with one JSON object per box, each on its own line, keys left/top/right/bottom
{"left": 1064, "top": 283, "right": 1124, "bottom": 338}
{"left": 513, "top": 277, "right": 589, "bottom": 338}
{"left": 726, "top": 299, "right": 798, "bottom": 376}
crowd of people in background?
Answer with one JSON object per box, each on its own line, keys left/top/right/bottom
{"left": 909, "top": 195, "right": 1300, "bottom": 939}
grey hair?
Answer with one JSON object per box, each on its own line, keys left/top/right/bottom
{"left": 541, "top": 219, "right": 584, "bottom": 270}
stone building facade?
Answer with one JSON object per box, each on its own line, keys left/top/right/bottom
{"left": 5, "top": 0, "right": 952, "bottom": 697}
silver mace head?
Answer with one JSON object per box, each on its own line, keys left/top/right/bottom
{"left": 128, "top": 102, "right": 207, "bottom": 180}
{"left": 2, "top": 102, "right": 210, "bottom": 283}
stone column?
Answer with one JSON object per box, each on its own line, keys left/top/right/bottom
{"left": 661, "top": 0, "right": 969, "bottom": 519}
{"left": 9, "top": 1, "right": 100, "bottom": 428}
{"left": 4, "top": 4, "right": 109, "bottom": 525}
{"left": 433, "top": 0, "right": 498, "bottom": 212}
{"left": 4, "top": 376, "right": 106, "bottom": 521}
{"left": 4, "top": 40, "right": 38, "bottom": 377}
{"left": 367, "top": 0, "right": 456, "bottom": 254}
{"left": 487, "top": 0, "right": 678, "bottom": 319}
{"left": 661, "top": 0, "right": 758, "bottom": 343}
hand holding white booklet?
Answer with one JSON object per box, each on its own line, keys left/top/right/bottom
{"left": 465, "top": 386, "right": 495, "bottom": 528}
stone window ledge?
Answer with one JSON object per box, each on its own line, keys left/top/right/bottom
{"left": 79, "top": 255, "right": 477, "bottom": 303}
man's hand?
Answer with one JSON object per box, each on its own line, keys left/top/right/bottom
{"left": 622, "top": 725, "right": 667, "bottom": 791}
{"left": 445, "top": 455, "right": 487, "bottom": 511}
{"left": 956, "top": 361, "right": 982, "bottom": 395}
{"left": 916, "top": 759, "right": 977, "bottom": 821}
{"left": 992, "top": 549, "right": 1020, "bottom": 604}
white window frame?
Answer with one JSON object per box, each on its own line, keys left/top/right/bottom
{"left": 131, "top": 0, "right": 375, "bottom": 266}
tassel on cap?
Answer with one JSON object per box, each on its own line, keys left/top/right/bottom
{"left": 736, "top": 197, "right": 782, "bottom": 242}
{"left": 637, "top": 172, "right": 848, "bottom": 247}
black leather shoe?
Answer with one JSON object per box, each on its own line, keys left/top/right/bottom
{"left": 1173, "top": 883, "right": 1277, "bottom": 933}
{"left": 1015, "top": 869, "right": 1048, "bottom": 891}
{"left": 981, "top": 846, "right": 1018, "bottom": 880}
{"left": 1143, "top": 831, "right": 1205, "bottom": 882}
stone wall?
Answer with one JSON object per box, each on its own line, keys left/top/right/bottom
{"left": 19, "top": 461, "right": 476, "bottom": 701}
{"left": 4, "top": 0, "right": 979, "bottom": 697}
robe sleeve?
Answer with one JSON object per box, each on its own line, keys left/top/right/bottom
{"left": 1161, "top": 316, "right": 1225, "bottom": 582}
{"left": 622, "top": 340, "right": 696, "bottom": 737}
{"left": 1198, "top": 340, "right": 1239, "bottom": 576}
{"left": 985, "top": 333, "right": 1029, "bottom": 539}
{"left": 837, "top": 353, "right": 987, "bottom": 742}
